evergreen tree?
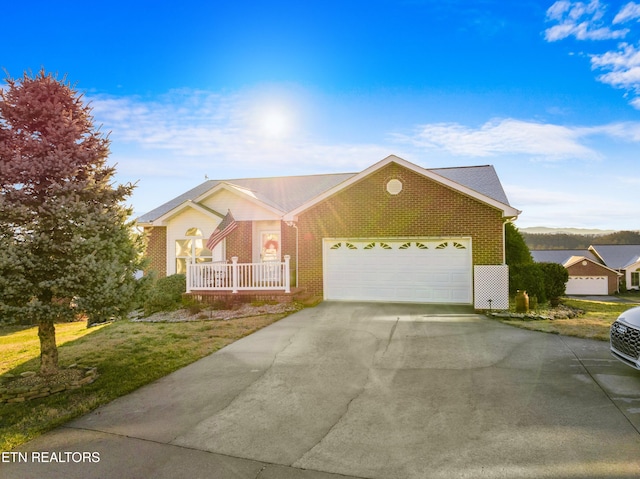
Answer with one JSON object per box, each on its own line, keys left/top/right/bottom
{"left": 505, "top": 222, "right": 533, "bottom": 265}
{"left": 0, "top": 70, "right": 144, "bottom": 375}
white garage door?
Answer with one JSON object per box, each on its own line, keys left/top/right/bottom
{"left": 566, "top": 276, "right": 608, "bottom": 295}
{"left": 323, "top": 238, "right": 472, "bottom": 303}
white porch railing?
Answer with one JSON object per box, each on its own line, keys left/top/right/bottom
{"left": 186, "top": 256, "right": 290, "bottom": 293}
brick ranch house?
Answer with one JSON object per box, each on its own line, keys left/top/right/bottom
{"left": 138, "top": 155, "right": 521, "bottom": 309}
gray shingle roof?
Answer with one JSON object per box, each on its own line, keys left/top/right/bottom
{"left": 137, "top": 164, "right": 510, "bottom": 223}
{"left": 431, "top": 165, "right": 510, "bottom": 206}
{"left": 531, "top": 250, "right": 600, "bottom": 265}
{"left": 589, "top": 245, "right": 640, "bottom": 269}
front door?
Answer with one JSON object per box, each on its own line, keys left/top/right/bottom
{"left": 260, "top": 231, "right": 281, "bottom": 282}
{"left": 261, "top": 232, "right": 280, "bottom": 262}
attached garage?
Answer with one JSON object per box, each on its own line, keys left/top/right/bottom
{"left": 566, "top": 276, "right": 608, "bottom": 295}
{"left": 284, "top": 156, "right": 521, "bottom": 306}
{"left": 531, "top": 252, "right": 622, "bottom": 296}
{"left": 323, "top": 238, "right": 472, "bottom": 303}
{"left": 563, "top": 256, "right": 621, "bottom": 296}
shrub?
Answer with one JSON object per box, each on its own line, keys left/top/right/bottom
{"left": 143, "top": 274, "right": 186, "bottom": 316}
{"left": 619, "top": 278, "right": 628, "bottom": 294}
{"left": 509, "top": 263, "right": 547, "bottom": 304}
{"left": 182, "top": 297, "right": 203, "bottom": 315}
{"left": 538, "top": 262, "right": 569, "bottom": 306}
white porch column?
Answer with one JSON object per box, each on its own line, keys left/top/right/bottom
{"left": 284, "top": 255, "right": 291, "bottom": 293}
{"left": 186, "top": 263, "right": 192, "bottom": 293}
{"left": 231, "top": 256, "right": 239, "bottom": 294}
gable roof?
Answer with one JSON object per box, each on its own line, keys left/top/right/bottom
{"left": 138, "top": 155, "right": 518, "bottom": 224}
{"left": 194, "top": 174, "right": 356, "bottom": 212}
{"left": 283, "top": 155, "right": 520, "bottom": 221}
{"left": 151, "top": 200, "right": 225, "bottom": 224}
{"left": 532, "top": 249, "right": 621, "bottom": 275}
{"left": 430, "top": 165, "right": 511, "bottom": 205}
{"left": 137, "top": 173, "right": 354, "bottom": 224}
{"left": 589, "top": 245, "right": 640, "bottom": 269}
{"left": 563, "top": 256, "right": 621, "bottom": 275}
{"left": 193, "top": 181, "right": 289, "bottom": 216}
{"left": 531, "top": 249, "right": 600, "bottom": 264}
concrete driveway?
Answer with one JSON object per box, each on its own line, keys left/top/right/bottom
{"left": 4, "top": 302, "right": 640, "bottom": 479}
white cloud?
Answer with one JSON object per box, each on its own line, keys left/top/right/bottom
{"left": 544, "top": 0, "right": 628, "bottom": 41}
{"left": 89, "top": 89, "right": 392, "bottom": 180}
{"left": 544, "top": 1, "right": 640, "bottom": 106}
{"left": 507, "top": 183, "right": 633, "bottom": 229}
{"left": 613, "top": 1, "right": 640, "bottom": 23}
{"left": 90, "top": 91, "right": 244, "bottom": 155}
{"left": 89, "top": 89, "right": 640, "bottom": 229}
{"left": 590, "top": 42, "right": 640, "bottom": 97}
{"left": 394, "top": 119, "right": 601, "bottom": 160}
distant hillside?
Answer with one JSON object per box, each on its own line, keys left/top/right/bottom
{"left": 520, "top": 227, "right": 617, "bottom": 235}
{"left": 523, "top": 230, "right": 640, "bottom": 250}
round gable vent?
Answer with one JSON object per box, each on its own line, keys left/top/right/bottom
{"left": 386, "top": 179, "right": 403, "bottom": 195}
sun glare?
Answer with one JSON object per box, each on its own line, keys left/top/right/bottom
{"left": 258, "top": 106, "right": 292, "bottom": 139}
{"left": 243, "top": 87, "right": 306, "bottom": 142}
{"left": 261, "top": 107, "right": 290, "bottom": 138}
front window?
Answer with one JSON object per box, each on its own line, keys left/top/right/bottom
{"left": 632, "top": 271, "right": 640, "bottom": 288}
{"left": 176, "top": 228, "right": 213, "bottom": 274}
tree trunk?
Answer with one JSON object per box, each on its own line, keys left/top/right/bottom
{"left": 38, "top": 320, "right": 59, "bottom": 375}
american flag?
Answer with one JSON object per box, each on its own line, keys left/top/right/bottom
{"left": 206, "top": 210, "right": 238, "bottom": 251}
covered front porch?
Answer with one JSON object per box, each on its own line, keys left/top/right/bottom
{"left": 186, "top": 256, "right": 292, "bottom": 294}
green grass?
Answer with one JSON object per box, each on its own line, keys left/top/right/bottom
{"left": 0, "top": 322, "right": 109, "bottom": 374}
{"left": 0, "top": 313, "right": 290, "bottom": 452}
{"left": 498, "top": 298, "right": 639, "bottom": 341}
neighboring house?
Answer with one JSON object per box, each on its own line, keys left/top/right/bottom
{"left": 138, "top": 155, "right": 521, "bottom": 308}
{"left": 589, "top": 245, "right": 640, "bottom": 291}
{"left": 531, "top": 250, "right": 621, "bottom": 295}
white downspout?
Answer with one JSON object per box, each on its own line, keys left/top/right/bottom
{"left": 286, "top": 221, "right": 299, "bottom": 288}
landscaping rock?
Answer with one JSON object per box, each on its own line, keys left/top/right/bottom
{"left": 488, "top": 304, "right": 584, "bottom": 321}
{"left": 0, "top": 367, "right": 99, "bottom": 404}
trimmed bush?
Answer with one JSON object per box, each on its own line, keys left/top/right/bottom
{"left": 143, "top": 274, "right": 186, "bottom": 316}
{"left": 509, "top": 263, "right": 547, "bottom": 304}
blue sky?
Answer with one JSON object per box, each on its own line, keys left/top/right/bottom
{"left": 3, "top": 0, "right": 640, "bottom": 230}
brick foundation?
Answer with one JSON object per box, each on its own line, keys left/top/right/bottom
{"left": 184, "top": 288, "right": 305, "bottom": 306}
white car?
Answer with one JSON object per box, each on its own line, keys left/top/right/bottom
{"left": 610, "top": 306, "right": 640, "bottom": 370}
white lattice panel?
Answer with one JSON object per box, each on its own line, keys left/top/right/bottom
{"left": 474, "top": 265, "right": 509, "bottom": 310}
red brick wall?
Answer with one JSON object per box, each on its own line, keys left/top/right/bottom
{"left": 567, "top": 262, "right": 619, "bottom": 294}
{"left": 144, "top": 226, "right": 167, "bottom": 277}
{"left": 225, "top": 221, "right": 253, "bottom": 263}
{"left": 296, "top": 162, "right": 506, "bottom": 297}
{"left": 281, "top": 221, "right": 298, "bottom": 286}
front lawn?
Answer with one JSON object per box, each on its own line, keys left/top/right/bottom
{"left": 498, "top": 298, "right": 639, "bottom": 341}
{"left": 0, "top": 313, "right": 290, "bottom": 452}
